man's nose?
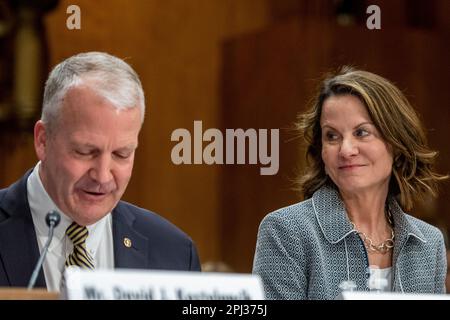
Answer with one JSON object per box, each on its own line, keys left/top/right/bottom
{"left": 89, "top": 155, "right": 113, "bottom": 184}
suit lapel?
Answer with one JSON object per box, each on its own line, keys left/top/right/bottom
{"left": 112, "top": 203, "right": 149, "bottom": 269}
{"left": 0, "top": 171, "right": 46, "bottom": 288}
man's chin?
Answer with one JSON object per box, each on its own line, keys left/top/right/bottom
{"left": 70, "top": 204, "right": 115, "bottom": 225}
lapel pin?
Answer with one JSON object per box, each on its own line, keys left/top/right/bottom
{"left": 123, "top": 237, "right": 132, "bottom": 248}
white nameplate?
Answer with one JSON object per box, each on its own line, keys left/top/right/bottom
{"left": 63, "top": 268, "right": 265, "bottom": 300}
{"left": 341, "top": 291, "right": 450, "bottom": 300}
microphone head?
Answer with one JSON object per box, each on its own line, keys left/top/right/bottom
{"left": 45, "top": 210, "right": 61, "bottom": 228}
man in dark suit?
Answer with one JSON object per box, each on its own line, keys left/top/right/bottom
{"left": 0, "top": 52, "right": 200, "bottom": 291}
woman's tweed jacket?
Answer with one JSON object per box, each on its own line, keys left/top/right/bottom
{"left": 253, "top": 185, "right": 447, "bottom": 299}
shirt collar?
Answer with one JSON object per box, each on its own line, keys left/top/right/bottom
{"left": 28, "top": 162, "right": 72, "bottom": 244}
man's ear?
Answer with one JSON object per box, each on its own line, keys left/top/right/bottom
{"left": 34, "top": 120, "right": 48, "bottom": 161}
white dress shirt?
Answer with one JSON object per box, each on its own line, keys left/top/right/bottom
{"left": 27, "top": 162, "right": 114, "bottom": 292}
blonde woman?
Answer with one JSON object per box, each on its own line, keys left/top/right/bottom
{"left": 253, "top": 67, "right": 447, "bottom": 299}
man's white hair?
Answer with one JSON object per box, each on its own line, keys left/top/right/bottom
{"left": 42, "top": 51, "right": 145, "bottom": 132}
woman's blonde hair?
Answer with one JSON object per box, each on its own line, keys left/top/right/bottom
{"left": 296, "top": 66, "right": 447, "bottom": 211}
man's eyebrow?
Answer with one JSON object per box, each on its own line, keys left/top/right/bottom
{"left": 115, "top": 146, "right": 137, "bottom": 153}
{"left": 70, "top": 142, "right": 98, "bottom": 149}
{"left": 70, "top": 142, "right": 138, "bottom": 151}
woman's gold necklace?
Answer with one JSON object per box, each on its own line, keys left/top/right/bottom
{"left": 350, "top": 210, "right": 395, "bottom": 254}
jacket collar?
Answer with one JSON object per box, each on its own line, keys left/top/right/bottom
{"left": 312, "top": 185, "right": 354, "bottom": 244}
{"left": 311, "top": 184, "right": 427, "bottom": 246}
{"left": 387, "top": 197, "right": 426, "bottom": 267}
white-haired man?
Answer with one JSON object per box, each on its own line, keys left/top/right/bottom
{"left": 0, "top": 52, "right": 201, "bottom": 292}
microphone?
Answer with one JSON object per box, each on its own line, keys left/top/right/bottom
{"left": 27, "top": 210, "right": 61, "bottom": 290}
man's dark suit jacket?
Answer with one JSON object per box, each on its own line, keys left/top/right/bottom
{"left": 0, "top": 171, "right": 201, "bottom": 288}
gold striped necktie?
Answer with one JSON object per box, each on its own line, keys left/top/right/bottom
{"left": 65, "top": 222, "right": 95, "bottom": 269}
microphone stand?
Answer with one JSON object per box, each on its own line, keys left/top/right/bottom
{"left": 27, "top": 210, "right": 61, "bottom": 290}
